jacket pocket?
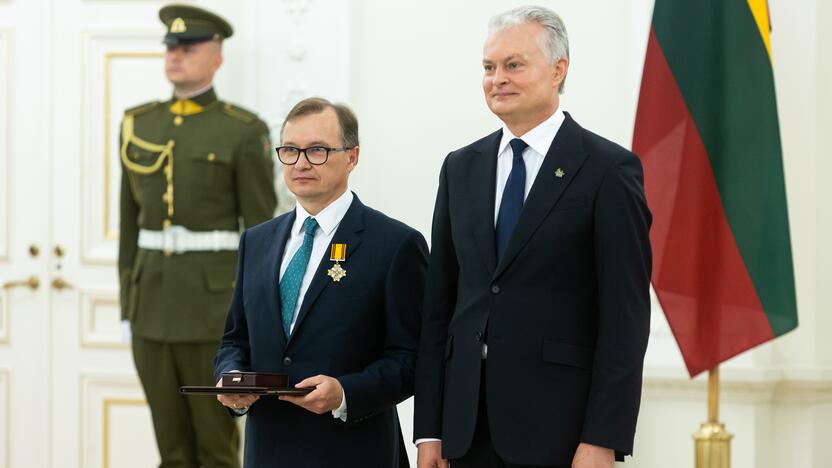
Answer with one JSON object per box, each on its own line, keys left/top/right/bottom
{"left": 541, "top": 339, "right": 594, "bottom": 369}
{"left": 203, "top": 259, "right": 235, "bottom": 292}
{"left": 189, "top": 147, "right": 233, "bottom": 166}
{"left": 188, "top": 147, "right": 234, "bottom": 190}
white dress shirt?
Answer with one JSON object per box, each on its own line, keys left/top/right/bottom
{"left": 280, "top": 188, "right": 354, "bottom": 420}
{"left": 484, "top": 108, "right": 566, "bottom": 363}
{"left": 493, "top": 108, "right": 565, "bottom": 224}
{"left": 173, "top": 83, "right": 213, "bottom": 100}
{"left": 415, "top": 109, "right": 566, "bottom": 447}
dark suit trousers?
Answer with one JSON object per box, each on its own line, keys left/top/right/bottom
{"left": 450, "top": 362, "right": 564, "bottom": 468}
{"left": 133, "top": 336, "right": 240, "bottom": 468}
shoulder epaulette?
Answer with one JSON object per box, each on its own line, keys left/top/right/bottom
{"left": 221, "top": 102, "right": 257, "bottom": 124}
{"left": 124, "top": 101, "right": 160, "bottom": 117}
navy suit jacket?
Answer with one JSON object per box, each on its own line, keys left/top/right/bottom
{"left": 414, "top": 113, "right": 652, "bottom": 465}
{"left": 216, "top": 195, "right": 428, "bottom": 468}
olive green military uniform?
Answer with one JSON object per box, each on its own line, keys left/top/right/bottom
{"left": 117, "top": 5, "right": 277, "bottom": 468}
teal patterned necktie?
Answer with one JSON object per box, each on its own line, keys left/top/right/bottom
{"left": 279, "top": 217, "right": 319, "bottom": 337}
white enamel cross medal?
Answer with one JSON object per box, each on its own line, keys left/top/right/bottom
{"left": 327, "top": 243, "right": 347, "bottom": 282}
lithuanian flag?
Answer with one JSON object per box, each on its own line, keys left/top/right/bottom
{"left": 632, "top": 0, "right": 798, "bottom": 377}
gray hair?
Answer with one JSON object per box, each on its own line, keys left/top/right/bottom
{"left": 488, "top": 5, "right": 569, "bottom": 93}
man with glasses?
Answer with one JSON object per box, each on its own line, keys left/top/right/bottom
{"left": 118, "top": 5, "right": 277, "bottom": 467}
{"left": 215, "top": 97, "right": 427, "bottom": 467}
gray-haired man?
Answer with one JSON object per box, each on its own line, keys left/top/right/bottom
{"left": 414, "top": 6, "right": 651, "bottom": 468}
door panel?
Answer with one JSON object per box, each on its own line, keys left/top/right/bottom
{"left": 0, "top": 0, "right": 51, "bottom": 466}
{"left": 0, "top": 1, "right": 352, "bottom": 466}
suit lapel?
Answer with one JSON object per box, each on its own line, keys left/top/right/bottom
{"left": 469, "top": 130, "right": 502, "bottom": 275}
{"left": 288, "top": 195, "right": 366, "bottom": 344}
{"left": 266, "top": 212, "right": 295, "bottom": 351}
{"left": 493, "top": 113, "right": 589, "bottom": 279}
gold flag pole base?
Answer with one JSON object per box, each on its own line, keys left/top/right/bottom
{"left": 694, "top": 422, "right": 733, "bottom": 468}
{"left": 693, "top": 367, "right": 733, "bottom": 468}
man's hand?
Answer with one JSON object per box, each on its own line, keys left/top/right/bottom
{"left": 417, "top": 440, "right": 448, "bottom": 468}
{"left": 278, "top": 375, "right": 343, "bottom": 415}
{"left": 215, "top": 378, "right": 259, "bottom": 410}
{"left": 572, "top": 443, "right": 614, "bottom": 468}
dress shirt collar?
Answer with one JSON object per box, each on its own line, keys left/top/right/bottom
{"left": 173, "top": 83, "right": 215, "bottom": 101}
{"left": 291, "top": 189, "right": 354, "bottom": 237}
{"left": 498, "top": 108, "right": 565, "bottom": 157}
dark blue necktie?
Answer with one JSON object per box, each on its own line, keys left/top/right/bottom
{"left": 495, "top": 138, "right": 528, "bottom": 261}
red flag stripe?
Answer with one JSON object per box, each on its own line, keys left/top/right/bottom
{"left": 633, "top": 30, "right": 774, "bottom": 376}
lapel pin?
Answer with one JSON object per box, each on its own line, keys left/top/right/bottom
{"left": 554, "top": 168, "right": 565, "bottom": 178}
{"left": 326, "top": 243, "right": 348, "bottom": 282}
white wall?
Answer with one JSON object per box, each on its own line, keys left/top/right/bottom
{"left": 2, "top": 0, "right": 828, "bottom": 466}
{"left": 347, "top": 1, "right": 832, "bottom": 467}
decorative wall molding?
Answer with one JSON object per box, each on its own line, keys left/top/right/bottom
{"left": 255, "top": 0, "right": 351, "bottom": 131}
{"left": 79, "top": 290, "right": 124, "bottom": 349}
{"left": 80, "top": 373, "right": 155, "bottom": 468}
{"left": 643, "top": 366, "right": 832, "bottom": 405}
{"left": 0, "top": 29, "right": 11, "bottom": 262}
{"left": 0, "top": 368, "right": 9, "bottom": 468}
{"left": 101, "top": 398, "right": 150, "bottom": 468}
{"left": 0, "top": 291, "right": 7, "bottom": 344}
{"left": 80, "top": 29, "right": 167, "bottom": 265}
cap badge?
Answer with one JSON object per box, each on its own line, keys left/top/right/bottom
{"left": 171, "top": 18, "right": 187, "bottom": 33}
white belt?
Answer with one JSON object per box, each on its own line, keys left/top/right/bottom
{"left": 138, "top": 226, "right": 239, "bottom": 254}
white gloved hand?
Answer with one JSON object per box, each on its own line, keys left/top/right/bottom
{"left": 121, "top": 320, "right": 132, "bottom": 344}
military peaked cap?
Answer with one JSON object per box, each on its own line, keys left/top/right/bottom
{"left": 159, "top": 4, "right": 234, "bottom": 45}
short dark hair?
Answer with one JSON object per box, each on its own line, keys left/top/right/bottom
{"left": 281, "top": 97, "right": 359, "bottom": 148}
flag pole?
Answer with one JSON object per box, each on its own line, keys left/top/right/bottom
{"left": 694, "top": 366, "right": 733, "bottom": 468}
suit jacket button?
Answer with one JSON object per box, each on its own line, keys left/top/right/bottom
{"left": 491, "top": 285, "right": 500, "bottom": 294}
{"left": 476, "top": 332, "right": 483, "bottom": 342}
{"left": 283, "top": 357, "right": 292, "bottom": 366}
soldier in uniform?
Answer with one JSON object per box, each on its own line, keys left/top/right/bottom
{"left": 118, "top": 5, "right": 277, "bottom": 468}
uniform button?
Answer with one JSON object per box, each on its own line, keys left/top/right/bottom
{"left": 491, "top": 285, "right": 500, "bottom": 294}
{"left": 207, "top": 152, "right": 216, "bottom": 162}
{"left": 476, "top": 332, "right": 483, "bottom": 342}
{"left": 282, "top": 357, "right": 292, "bottom": 366}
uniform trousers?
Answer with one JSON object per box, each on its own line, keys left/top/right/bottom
{"left": 133, "top": 336, "right": 239, "bottom": 468}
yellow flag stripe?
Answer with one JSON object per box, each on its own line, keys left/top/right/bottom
{"left": 747, "top": 0, "right": 772, "bottom": 59}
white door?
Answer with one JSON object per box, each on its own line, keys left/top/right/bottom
{"left": 0, "top": 0, "right": 166, "bottom": 466}
{"left": 48, "top": 0, "right": 168, "bottom": 466}
{"left": 0, "top": 0, "right": 55, "bottom": 466}
{"left": 0, "top": 1, "right": 350, "bottom": 467}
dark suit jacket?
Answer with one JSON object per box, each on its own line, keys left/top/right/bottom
{"left": 414, "top": 113, "right": 652, "bottom": 466}
{"left": 216, "top": 195, "right": 428, "bottom": 468}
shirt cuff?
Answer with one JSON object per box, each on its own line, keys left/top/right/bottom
{"left": 415, "top": 438, "right": 442, "bottom": 446}
{"left": 331, "top": 386, "right": 347, "bottom": 421}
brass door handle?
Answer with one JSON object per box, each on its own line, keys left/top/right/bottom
{"left": 51, "top": 277, "right": 74, "bottom": 291}
{"left": 2, "top": 276, "right": 41, "bottom": 290}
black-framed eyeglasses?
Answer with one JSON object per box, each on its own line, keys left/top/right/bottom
{"left": 275, "top": 146, "right": 351, "bottom": 165}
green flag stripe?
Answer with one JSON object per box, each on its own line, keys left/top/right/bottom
{"left": 651, "top": 0, "right": 797, "bottom": 335}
